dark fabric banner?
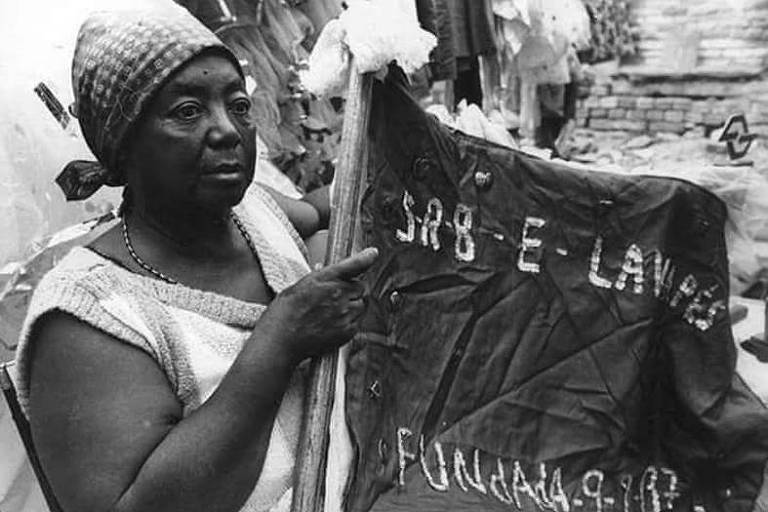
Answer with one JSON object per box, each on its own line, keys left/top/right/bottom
{"left": 343, "top": 69, "right": 768, "bottom": 512}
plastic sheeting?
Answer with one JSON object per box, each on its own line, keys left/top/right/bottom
{"left": 550, "top": 154, "right": 768, "bottom": 294}
{"left": 643, "top": 165, "right": 768, "bottom": 293}
{"left": 300, "top": 0, "right": 437, "bottom": 97}
{"left": 0, "top": 0, "right": 185, "bottom": 269}
{"left": 426, "top": 101, "right": 518, "bottom": 149}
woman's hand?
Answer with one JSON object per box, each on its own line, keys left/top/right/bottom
{"left": 259, "top": 247, "right": 379, "bottom": 363}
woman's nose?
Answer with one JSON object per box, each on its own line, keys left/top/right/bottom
{"left": 207, "top": 105, "right": 241, "bottom": 148}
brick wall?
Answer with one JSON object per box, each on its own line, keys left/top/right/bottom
{"left": 630, "top": 0, "right": 768, "bottom": 72}
{"left": 576, "top": 72, "right": 768, "bottom": 136}
{"left": 576, "top": 0, "right": 768, "bottom": 137}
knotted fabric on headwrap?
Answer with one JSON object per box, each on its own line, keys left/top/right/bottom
{"left": 57, "top": 8, "right": 236, "bottom": 201}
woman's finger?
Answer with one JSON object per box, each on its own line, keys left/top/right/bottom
{"left": 319, "top": 247, "right": 379, "bottom": 281}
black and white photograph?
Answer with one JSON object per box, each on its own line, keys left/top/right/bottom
{"left": 1, "top": 1, "right": 768, "bottom": 511}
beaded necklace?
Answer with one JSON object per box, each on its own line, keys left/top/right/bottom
{"left": 122, "top": 212, "right": 257, "bottom": 285}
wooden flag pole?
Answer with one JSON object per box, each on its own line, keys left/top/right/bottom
{"left": 291, "top": 62, "right": 374, "bottom": 512}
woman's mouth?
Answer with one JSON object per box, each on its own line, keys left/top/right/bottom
{"left": 200, "top": 163, "right": 245, "bottom": 185}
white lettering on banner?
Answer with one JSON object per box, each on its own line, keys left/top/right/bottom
{"left": 640, "top": 466, "right": 661, "bottom": 512}
{"left": 584, "top": 237, "right": 723, "bottom": 331}
{"left": 452, "top": 449, "right": 469, "bottom": 492}
{"left": 653, "top": 253, "right": 669, "bottom": 298}
{"left": 393, "top": 190, "right": 727, "bottom": 331}
{"left": 550, "top": 467, "right": 571, "bottom": 512}
{"left": 489, "top": 457, "right": 515, "bottom": 505}
{"left": 453, "top": 448, "right": 487, "bottom": 494}
{"left": 582, "top": 470, "right": 605, "bottom": 512}
{"left": 420, "top": 198, "right": 444, "bottom": 251}
{"left": 512, "top": 460, "right": 540, "bottom": 509}
{"left": 683, "top": 286, "right": 726, "bottom": 332}
{"left": 589, "top": 236, "right": 613, "bottom": 289}
{"left": 397, "top": 427, "right": 416, "bottom": 486}
{"left": 621, "top": 475, "right": 632, "bottom": 512}
{"left": 395, "top": 191, "right": 475, "bottom": 262}
{"left": 396, "top": 191, "right": 417, "bottom": 243}
{"left": 453, "top": 204, "right": 475, "bottom": 262}
{"left": 394, "top": 434, "right": 683, "bottom": 511}
{"left": 670, "top": 274, "right": 698, "bottom": 309}
{"left": 660, "top": 468, "right": 680, "bottom": 510}
{"left": 518, "top": 217, "right": 546, "bottom": 273}
{"left": 533, "top": 463, "right": 558, "bottom": 511}
{"left": 419, "top": 436, "right": 449, "bottom": 491}
{"left": 614, "top": 244, "right": 644, "bottom": 294}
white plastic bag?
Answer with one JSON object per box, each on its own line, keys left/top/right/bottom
{"left": 0, "top": 0, "right": 181, "bottom": 268}
{"left": 301, "top": 0, "right": 437, "bottom": 97}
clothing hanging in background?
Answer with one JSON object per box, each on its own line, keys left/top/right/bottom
{"left": 486, "top": 2, "right": 530, "bottom": 128}
{"left": 416, "top": 0, "right": 496, "bottom": 107}
{"left": 486, "top": 0, "right": 591, "bottom": 142}
{"left": 453, "top": 57, "right": 484, "bottom": 108}
{"left": 447, "top": 0, "right": 497, "bottom": 108}
{"left": 446, "top": 0, "right": 496, "bottom": 62}
{"left": 535, "top": 45, "right": 582, "bottom": 151}
{"left": 535, "top": 82, "right": 565, "bottom": 148}
{"left": 416, "top": 0, "right": 457, "bottom": 81}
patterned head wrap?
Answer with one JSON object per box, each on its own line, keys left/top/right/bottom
{"left": 56, "top": 8, "right": 240, "bottom": 201}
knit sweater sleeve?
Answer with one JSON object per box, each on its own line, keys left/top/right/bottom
{"left": 14, "top": 250, "right": 157, "bottom": 418}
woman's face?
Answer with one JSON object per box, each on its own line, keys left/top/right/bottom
{"left": 124, "top": 52, "right": 257, "bottom": 214}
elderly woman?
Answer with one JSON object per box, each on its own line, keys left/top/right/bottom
{"left": 14, "top": 7, "right": 377, "bottom": 512}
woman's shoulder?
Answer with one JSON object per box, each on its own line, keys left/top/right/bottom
{"left": 25, "top": 233, "right": 152, "bottom": 353}
{"left": 36, "top": 237, "right": 129, "bottom": 296}
{"left": 15, "top": 242, "right": 158, "bottom": 417}
{"left": 37, "top": 247, "right": 108, "bottom": 286}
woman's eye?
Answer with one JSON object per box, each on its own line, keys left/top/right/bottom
{"left": 173, "top": 104, "right": 202, "bottom": 120}
{"left": 230, "top": 98, "right": 251, "bottom": 116}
